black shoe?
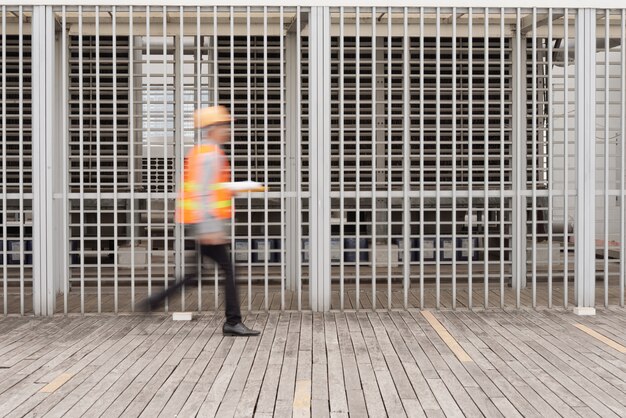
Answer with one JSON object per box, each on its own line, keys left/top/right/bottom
{"left": 223, "top": 322, "right": 261, "bottom": 337}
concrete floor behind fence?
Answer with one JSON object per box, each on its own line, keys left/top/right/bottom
{"left": 0, "top": 308, "right": 625, "bottom": 417}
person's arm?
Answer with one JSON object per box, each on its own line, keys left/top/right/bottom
{"left": 196, "top": 150, "right": 226, "bottom": 244}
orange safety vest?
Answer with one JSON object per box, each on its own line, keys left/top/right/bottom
{"left": 175, "top": 143, "right": 232, "bottom": 224}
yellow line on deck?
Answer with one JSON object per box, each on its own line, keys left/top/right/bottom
{"left": 574, "top": 324, "right": 626, "bottom": 354}
{"left": 293, "top": 379, "right": 311, "bottom": 417}
{"left": 422, "top": 311, "right": 473, "bottom": 363}
{"left": 40, "top": 373, "right": 73, "bottom": 393}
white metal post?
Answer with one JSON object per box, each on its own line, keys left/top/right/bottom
{"left": 285, "top": 27, "right": 299, "bottom": 293}
{"left": 574, "top": 8, "right": 596, "bottom": 315}
{"left": 31, "top": 5, "right": 58, "bottom": 316}
{"left": 308, "top": 6, "right": 331, "bottom": 311}
{"left": 511, "top": 9, "right": 528, "bottom": 307}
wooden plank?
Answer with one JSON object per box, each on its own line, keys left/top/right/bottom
{"left": 472, "top": 311, "right": 619, "bottom": 416}
{"left": 343, "top": 313, "right": 385, "bottom": 417}
{"left": 334, "top": 314, "right": 367, "bottom": 417}
{"left": 324, "top": 313, "right": 348, "bottom": 415}
{"left": 357, "top": 312, "right": 406, "bottom": 417}
{"left": 1, "top": 317, "right": 145, "bottom": 417}
{"left": 78, "top": 317, "right": 193, "bottom": 418}
{"left": 207, "top": 314, "right": 265, "bottom": 417}
{"left": 421, "top": 311, "right": 472, "bottom": 363}
{"left": 5, "top": 317, "right": 148, "bottom": 418}
{"left": 173, "top": 318, "right": 232, "bottom": 417}
{"left": 233, "top": 312, "right": 279, "bottom": 417}
{"left": 0, "top": 317, "right": 97, "bottom": 382}
{"left": 195, "top": 328, "right": 250, "bottom": 417}
{"left": 99, "top": 319, "right": 194, "bottom": 417}
{"left": 274, "top": 314, "right": 301, "bottom": 418}
{"left": 508, "top": 311, "right": 626, "bottom": 404}
{"left": 425, "top": 378, "right": 464, "bottom": 418}
{"left": 292, "top": 378, "right": 312, "bottom": 418}
{"left": 311, "top": 313, "right": 329, "bottom": 418}
{"left": 491, "top": 397, "right": 524, "bottom": 418}
{"left": 123, "top": 318, "right": 213, "bottom": 417}
{"left": 368, "top": 313, "right": 418, "bottom": 401}
{"left": 39, "top": 373, "right": 73, "bottom": 393}
{"left": 573, "top": 323, "right": 626, "bottom": 353}
{"left": 452, "top": 313, "right": 549, "bottom": 418}
{"left": 254, "top": 313, "right": 291, "bottom": 415}
{"left": 389, "top": 312, "right": 439, "bottom": 380}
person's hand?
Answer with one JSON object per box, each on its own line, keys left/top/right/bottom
{"left": 199, "top": 231, "right": 227, "bottom": 245}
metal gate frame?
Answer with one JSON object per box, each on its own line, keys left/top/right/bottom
{"left": 3, "top": 1, "right": 626, "bottom": 315}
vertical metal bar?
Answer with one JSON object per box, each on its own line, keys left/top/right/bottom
{"left": 229, "top": 5, "right": 235, "bottom": 313}
{"left": 129, "top": 6, "right": 136, "bottom": 312}
{"left": 280, "top": 6, "right": 285, "bottom": 311}
{"left": 195, "top": 6, "right": 201, "bottom": 312}
{"left": 174, "top": 5, "right": 181, "bottom": 312}
{"left": 575, "top": 8, "right": 597, "bottom": 313}
{"left": 1, "top": 6, "right": 6, "bottom": 316}
{"left": 452, "top": 7, "right": 457, "bottom": 310}
{"left": 402, "top": 7, "right": 410, "bottom": 309}
{"left": 621, "top": 8, "right": 626, "bottom": 308}
{"left": 340, "top": 6, "right": 345, "bottom": 311}
{"left": 211, "top": 5, "right": 219, "bottom": 312}
{"left": 548, "top": 8, "right": 553, "bottom": 309}
{"left": 500, "top": 7, "right": 505, "bottom": 308}
{"left": 264, "top": 6, "right": 269, "bottom": 311}
{"left": 246, "top": 6, "right": 252, "bottom": 312}
{"left": 531, "top": 7, "right": 537, "bottom": 308}
{"left": 163, "top": 5, "right": 169, "bottom": 312}
{"left": 147, "top": 5, "right": 153, "bottom": 299}
{"left": 296, "top": 6, "right": 302, "bottom": 311}
{"left": 564, "top": 8, "right": 569, "bottom": 308}
{"left": 193, "top": 6, "right": 200, "bottom": 312}
{"left": 96, "top": 6, "right": 102, "bottom": 313}
{"left": 604, "top": 9, "right": 609, "bottom": 308}
{"left": 484, "top": 7, "right": 489, "bottom": 309}
{"left": 18, "top": 5, "right": 24, "bottom": 315}
{"left": 371, "top": 6, "right": 377, "bottom": 311}
{"left": 229, "top": 7, "right": 235, "bottom": 315}
{"left": 308, "top": 6, "right": 332, "bottom": 311}
{"left": 113, "top": 6, "right": 119, "bottom": 314}
{"left": 436, "top": 7, "right": 441, "bottom": 309}
{"left": 356, "top": 6, "right": 361, "bottom": 311}
{"left": 515, "top": 7, "right": 521, "bottom": 309}
{"left": 387, "top": 6, "right": 392, "bottom": 310}
{"left": 468, "top": 7, "right": 474, "bottom": 310}
{"left": 419, "top": 7, "right": 425, "bottom": 309}
{"left": 78, "top": 6, "right": 84, "bottom": 314}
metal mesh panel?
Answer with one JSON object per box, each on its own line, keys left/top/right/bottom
{"left": 1, "top": 6, "right": 33, "bottom": 315}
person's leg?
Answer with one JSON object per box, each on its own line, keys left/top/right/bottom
{"left": 139, "top": 272, "right": 195, "bottom": 311}
{"left": 200, "top": 243, "right": 242, "bottom": 325}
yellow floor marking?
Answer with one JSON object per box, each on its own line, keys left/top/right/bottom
{"left": 574, "top": 324, "right": 626, "bottom": 354}
{"left": 293, "top": 379, "right": 311, "bottom": 416}
{"left": 40, "top": 373, "right": 73, "bottom": 393}
{"left": 422, "top": 311, "right": 473, "bottom": 363}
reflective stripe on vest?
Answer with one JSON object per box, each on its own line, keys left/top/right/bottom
{"left": 175, "top": 143, "right": 232, "bottom": 224}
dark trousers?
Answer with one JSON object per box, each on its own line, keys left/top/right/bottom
{"left": 200, "top": 244, "right": 242, "bottom": 325}
{"left": 146, "top": 243, "right": 242, "bottom": 325}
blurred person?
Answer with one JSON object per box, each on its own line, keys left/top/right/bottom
{"left": 141, "top": 106, "right": 260, "bottom": 337}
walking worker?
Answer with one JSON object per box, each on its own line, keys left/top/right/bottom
{"left": 143, "top": 105, "right": 260, "bottom": 337}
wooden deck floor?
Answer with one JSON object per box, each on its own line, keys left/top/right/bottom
{"left": 0, "top": 308, "right": 625, "bottom": 417}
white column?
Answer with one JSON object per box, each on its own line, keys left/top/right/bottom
{"left": 285, "top": 31, "right": 298, "bottom": 292}
{"left": 511, "top": 19, "right": 528, "bottom": 300}
{"left": 574, "top": 9, "right": 596, "bottom": 315}
{"left": 31, "top": 6, "right": 61, "bottom": 315}
{"left": 308, "top": 7, "right": 331, "bottom": 311}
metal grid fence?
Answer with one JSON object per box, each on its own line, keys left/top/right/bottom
{"left": 1, "top": 4, "right": 625, "bottom": 315}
